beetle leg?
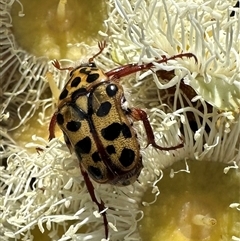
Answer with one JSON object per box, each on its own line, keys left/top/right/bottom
{"left": 106, "top": 53, "right": 197, "bottom": 80}
{"left": 88, "top": 41, "right": 107, "bottom": 63}
{"left": 130, "top": 108, "right": 183, "bottom": 151}
{"left": 52, "top": 59, "right": 74, "bottom": 71}
{"left": 49, "top": 112, "right": 57, "bottom": 140}
{"left": 80, "top": 164, "right": 109, "bottom": 239}
{"left": 52, "top": 41, "right": 106, "bottom": 71}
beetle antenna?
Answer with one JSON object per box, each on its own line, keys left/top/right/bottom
{"left": 89, "top": 41, "right": 106, "bottom": 63}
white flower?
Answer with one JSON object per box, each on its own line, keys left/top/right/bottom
{"left": 1, "top": 0, "right": 239, "bottom": 240}
{"left": 0, "top": 0, "right": 50, "bottom": 130}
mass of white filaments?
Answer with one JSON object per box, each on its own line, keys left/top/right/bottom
{"left": 0, "top": 0, "right": 50, "bottom": 130}
{"left": 0, "top": 135, "right": 144, "bottom": 241}
{"left": 103, "top": 0, "right": 240, "bottom": 157}
{"left": 0, "top": 0, "right": 239, "bottom": 240}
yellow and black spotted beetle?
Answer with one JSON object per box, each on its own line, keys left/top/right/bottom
{"left": 49, "top": 41, "right": 197, "bottom": 239}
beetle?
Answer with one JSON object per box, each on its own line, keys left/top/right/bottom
{"left": 48, "top": 41, "right": 197, "bottom": 239}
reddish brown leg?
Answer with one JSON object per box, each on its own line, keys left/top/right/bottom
{"left": 88, "top": 41, "right": 107, "bottom": 63}
{"left": 130, "top": 108, "right": 183, "bottom": 151}
{"left": 52, "top": 41, "right": 106, "bottom": 71}
{"left": 52, "top": 59, "right": 74, "bottom": 71}
{"left": 49, "top": 112, "right": 57, "bottom": 140}
{"left": 106, "top": 53, "right": 197, "bottom": 80}
{"left": 80, "top": 164, "right": 109, "bottom": 239}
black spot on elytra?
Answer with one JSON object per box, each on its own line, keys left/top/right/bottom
{"left": 71, "top": 76, "right": 81, "bottom": 87}
{"left": 88, "top": 166, "right": 103, "bottom": 180}
{"left": 92, "top": 151, "right": 101, "bottom": 163}
{"left": 59, "top": 88, "right": 69, "bottom": 100}
{"left": 56, "top": 113, "right": 64, "bottom": 125}
{"left": 96, "top": 101, "right": 112, "bottom": 117}
{"left": 80, "top": 67, "right": 91, "bottom": 75}
{"left": 75, "top": 136, "right": 91, "bottom": 154}
{"left": 101, "top": 122, "right": 122, "bottom": 141}
{"left": 122, "top": 123, "right": 132, "bottom": 138}
{"left": 119, "top": 148, "right": 135, "bottom": 167}
{"left": 86, "top": 73, "right": 100, "bottom": 83}
{"left": 66, "top": 120, "right": 81, "bottom": 132}
{"left": 106, "top": 145, "right": 116, "bottom": 155}
{"left": 71, "top": 88, "right": 87, "bottom": 101}
{"left": 106, "top": 84, "right": 118, "bottom": 97}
